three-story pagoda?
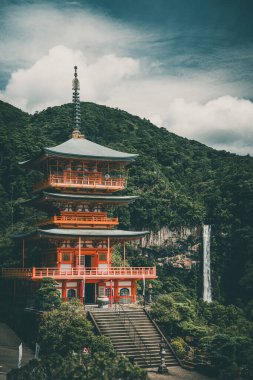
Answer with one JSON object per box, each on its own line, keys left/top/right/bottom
{"left": 2, "top": 67, "right": 156, "bottom": 305}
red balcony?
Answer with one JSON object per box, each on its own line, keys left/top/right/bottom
{"left": 1, "top": 266, "right": 156, "bottom": 280}
{"left": 39, "top": 212, "right": 119, "bottom": 229}
{"left": 34, "top": 173, "right": 127, "bottom": 193}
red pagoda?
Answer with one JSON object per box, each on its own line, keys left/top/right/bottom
{"left": 2, "top": 67, "right": 156, "bottom": 305}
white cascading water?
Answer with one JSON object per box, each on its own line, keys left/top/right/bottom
{"left": 203, "top": 225, "right": 212, "bottom": 303}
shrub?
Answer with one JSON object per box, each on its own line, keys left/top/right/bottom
{"left": 170, "top": 337, "right": 188, "bottom": 359}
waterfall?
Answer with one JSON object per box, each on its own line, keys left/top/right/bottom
{"left": 203, "top": 225, "right": 212, "bottom": 303}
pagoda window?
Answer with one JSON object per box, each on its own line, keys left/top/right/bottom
{"left": 120, "top": 288, "right": 130, "bottom": 296}
{"left": 98, "top": 286, "right": 105, "bottom": 297}
{"left": 80, "top": 256, "right": 85, "bottom": 266}
{"left": 64, "top": 205, "right": 72, "bottom": 212}
{"left": 67, "top": 289, "right": 76, "bottom": 298}
{"left": 62, "top": 253, "right": 72, "bottom": 262}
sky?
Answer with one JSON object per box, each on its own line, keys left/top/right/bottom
{"left": 0, "top": 0, "right": 253, "bottom": 155}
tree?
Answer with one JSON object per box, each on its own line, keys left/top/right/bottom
{"left": 35, "top": 277, "right": 61, "bottom": 311}
{"left": 8, "top": 301, "right": 147, "bottom": 380}
{"left": 38, "top": 300, "right": 95, "bottom": 356}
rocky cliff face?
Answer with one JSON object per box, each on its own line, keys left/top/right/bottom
{"left": 143, "top": 226, "right": 200, "bottom": 247}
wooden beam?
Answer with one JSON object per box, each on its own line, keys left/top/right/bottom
{"left": 123, "top": 240, "right": 126, "bottom": 267}
{"left": 107, "top": 237, "right": 110, "bottom": 266}
{"left": 78, "top": 236, "right": 81, "bottom": 271}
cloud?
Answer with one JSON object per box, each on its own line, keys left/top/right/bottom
{"left": 0, "top": 45, "right": 139, "bottom": 112}
{"left": 0, "top": 3, "right": 146, "bottom": 68}
{"left": 0, "top": 2, "right": 253, "bottom": 156}
{"left": 159, "top": 96, "right": 253, "bottom": 155}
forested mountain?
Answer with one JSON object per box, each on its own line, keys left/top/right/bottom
{"left": 0, "top": 99, "right": 253, "bottom": 306}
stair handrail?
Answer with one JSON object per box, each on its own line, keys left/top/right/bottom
{"left": 87, "top": 310, "right": 102, "bottom": 335}
{"left": 144, "top": 307, "right": 183, "bottom": 367}
{"left": 114, "top": 303, "right": 152, "bottom": 367}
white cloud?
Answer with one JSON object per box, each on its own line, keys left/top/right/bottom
{"left": 0, "top": 45, "right": 139, "bottom": 112}
{"left": 0, "top": 3, "right": 142, "bottom": 67}
{"left": 0, "top": 3, "right": 253, "bottom": 156}
{"left": 159, "top": 96, "right": 253, "bottom": 155}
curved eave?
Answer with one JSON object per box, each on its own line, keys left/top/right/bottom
{"left": 19, "top": 153, "right": 45, "bottom": 168}
{"left": 43, "top": 138, "right": 138, "bottom": 161}
{"left": 22, "top": 193, "right": 139, "bottom": 209}
{"left": 19, "top": 153, "right": 136, "bottom": 169}
{"left": 13, "top": 228, "right": 149, "bottom": 240}
{"left": 44, "top": 193, "right": 139, "bottom": 203}
{"left": 19, "top": 138, "right": 138, "bottom": 168}
{"left": 44, "top": 149, "right": 138, "bottom": 162}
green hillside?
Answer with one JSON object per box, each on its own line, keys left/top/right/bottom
{"left": 0, "top": 99, "right": 253, "bottom": 305}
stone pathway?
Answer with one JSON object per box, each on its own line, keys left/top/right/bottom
{"left": 0, "top": 323, "right": 33, "bottom": 379}
{"left": 147, "top": 366, "right": 214, "bottom": 380}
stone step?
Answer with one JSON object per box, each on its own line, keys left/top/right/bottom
{"left": 113, "top": 343, "right": 161, "bottom": 349}
{"left": 90, "top": 309, "right": 180, "bottom": 369}
{"left": 110, "top": 336, "right": 161, "bottom": 342}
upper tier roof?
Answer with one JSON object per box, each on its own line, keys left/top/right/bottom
{"left": 20, "top": 137, "right": 138, "bottom": 167}
{"left": 23, "top": 191, "right": 138, "bottom": 208}
{"left": 13, "top": 228, "right": 149, "bottom": 240}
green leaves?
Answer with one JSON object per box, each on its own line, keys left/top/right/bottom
{"left": 35, "top": 277, "right": 62, "bottom": 311}
{"left": 10, "top": 301, "right": 147, "bottom": 380}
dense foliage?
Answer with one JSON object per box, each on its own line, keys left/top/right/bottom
{"left": 8, "top": 301, "right": 146, "bottom": 380}
{"left": 1, "top": 99, "right": 253, "bottom": 378}
{"left": 35, "top": 277, "right": 62, "bottom": 311}
{"left": 151, "top": 282, "right": 253, "bottom": 379}
{"left": 0, "top": 99, "right": 253, "bottom": 304}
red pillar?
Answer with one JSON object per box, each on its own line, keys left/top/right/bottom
{"left": 114, "top": 280, "right": 119, "bottom": 303}
{"left": 79, "top": 280, "right": 83, "bottom": 304}
{"left": 62, "top": 280, "right": 67, "bottom": 302}
{"left": 110, "top": 280, "right": 113, "bottom": 306}
{"left": 131, "top": 280, "right": 136, "bottom": 303}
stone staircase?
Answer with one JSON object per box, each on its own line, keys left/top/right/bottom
{"left": 89, "top": 307, "right": 180, "bottom": 368}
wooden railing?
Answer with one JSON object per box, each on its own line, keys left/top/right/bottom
{"left": 1, "top": 267, "right": 156, "bottom": 280}
{"left": 34, "top": 174, "right": 127, "bottom": 192}
{"left": 39, "top": 215, "right": 119, "bottom": 227}
{"left": 1, "top": 268, "right": 32, "bottom": 278}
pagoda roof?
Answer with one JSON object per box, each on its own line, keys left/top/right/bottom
{"left": 24, "top": 191, "right": 138, "bottom": 206}
{"left": 20, "top": 137, "right": 137, "bottom": 167}
{"left": 13, "top": 228, "right": 149, "bottom": 240}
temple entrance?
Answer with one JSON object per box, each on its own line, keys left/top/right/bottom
{"left": 80, "top": 255, "right": 92, "bottom": 268}
{"left": 85, "top": 255, "right": 92, "bottom": 268}
{"left": 85, "top": 283, "right": 95, "bottom": 304}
